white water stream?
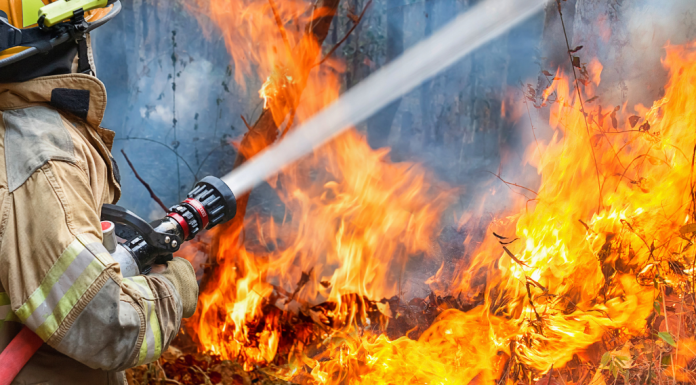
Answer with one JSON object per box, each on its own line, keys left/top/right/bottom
{"left": 222, "top": 0, "right": 547, "bottom": 197}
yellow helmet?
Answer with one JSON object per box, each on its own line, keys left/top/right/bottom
{"left": 0, "top": 0, "right": 120, "bottom": 71}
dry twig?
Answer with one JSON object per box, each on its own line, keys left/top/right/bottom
{"left": 121, "top": 149, "right": 168, "bottom": 212}
{"left": 315, "top": 0, "right": 373, "bottom": 67}
{"left": 268, "top": 0, "right": 294, "bottom": 59}
{"left": 241, "top": 114, "right": 253, "bottom": 131}
{"left": 486, "top": 170, "right": 538, "bottom": 196}
{"left": 555, "top": 0, "right": 603, "bottom": 212}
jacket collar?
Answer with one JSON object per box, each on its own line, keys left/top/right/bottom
{"left": 0, "top": 74, "right": 114, "bottom": 148}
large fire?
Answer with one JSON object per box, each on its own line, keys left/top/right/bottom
{"left": 182, "top": 0, "right": 696, "bottom": 383}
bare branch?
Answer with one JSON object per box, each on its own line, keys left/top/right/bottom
{"left": 240, "top": 115, "right": 253, "bottom": 131}
{"left": 316, "top": 0, "right": 373, "bottom": 67}
{"left": 115, "top": 137, "right": 196, "bottom": 178}
{"left": 555, "top": 0, "right": 603, "bottom": 211}
{"left": 121, "top": 149, "right": 168, "bottom": 213}
{"left": 486, "top": 170, "right": 538, "bottom": 196}
{"left": 268, "top": 0, "right": 294, "bottom": 58}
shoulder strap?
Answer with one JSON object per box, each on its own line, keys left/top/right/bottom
{"left": 0, "top": 21, "right": 54, "bottom": 53}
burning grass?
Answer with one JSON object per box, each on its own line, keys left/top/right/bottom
{"left": 127, "top": 0, "right": 696, "bottom": 382}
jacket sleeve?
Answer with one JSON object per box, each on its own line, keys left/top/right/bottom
{"left": 0, "top": 160, "right": 183, "bottom": 371}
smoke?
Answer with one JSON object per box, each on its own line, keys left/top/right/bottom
{"left": 139, "top": 59, "right": 220, "bottom": 124}
{"left": 572, "top": 0, "right": 696, "bottom": 108}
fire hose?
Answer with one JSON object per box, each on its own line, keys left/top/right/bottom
{"left": 0, "top": 176, "right": 237, "bottom": 385}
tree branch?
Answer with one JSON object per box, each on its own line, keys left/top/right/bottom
{"left": 268, "top": 0, "right": 294, "bottom": 59}
{"left": 240, "top": 115, "right": 253, "bottom": 131}
{"left": 315, "top": 0, "right": 372, "bottom": 67}
{"left": 121, "top": 149, "right": 168, "bottom": 212}
{"left": 486, "top": 170, "right": 538, "bottom": 196}
{"left": 555, "top": 0, "right": 603, "bottom": 212}
{"left": 115, "top": 137, "right": 197, "bottom": 178}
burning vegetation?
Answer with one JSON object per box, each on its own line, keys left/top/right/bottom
{"left": 126, "top": 0, "right": 696, "bottom": 383}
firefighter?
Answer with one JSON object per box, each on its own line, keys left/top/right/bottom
{"left": 0, "top": 1, "right": 199, "bottom": 384}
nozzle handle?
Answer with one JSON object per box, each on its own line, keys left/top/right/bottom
{"left": 101, "top": 204, "right": 182, "bottom": 253}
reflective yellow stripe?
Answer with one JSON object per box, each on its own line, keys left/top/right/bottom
{"left": 33, "top": 259, "right": 104, "bottom": 340}
{"left": 126, "top": 276, "right": 163, "bottom": 365}
{"left": 15, "top": 237, "right": 106, "bottom": 341}
{"left": 150, "top": 297, "right": 162, "bottom": 361}
{"left": 15, "top": 241, "right": 83, "bottom": 323}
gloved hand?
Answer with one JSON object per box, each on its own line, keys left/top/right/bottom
{"left": 152, "top": 257, "right": 198, "bottom": 318}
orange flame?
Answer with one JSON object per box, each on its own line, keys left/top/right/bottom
{"left": 184, "top": 0, "right": 696, "bottom": 381}
{"left": 190, "top": 131, "right": 453, "bottom": 369}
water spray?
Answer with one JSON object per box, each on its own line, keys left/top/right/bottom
{"left": 222, "top": 0, "right": 546, "bottom": 197}
{"left": 101, "top": 0, "right": 545, "bottom": 277}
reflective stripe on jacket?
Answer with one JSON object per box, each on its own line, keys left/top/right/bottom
{"left": 0, "top": 74, "right": 184, "bottom": 385}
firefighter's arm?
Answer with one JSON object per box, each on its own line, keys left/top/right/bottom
{"left": 0, "top": 159, "right": 197, "bottom": 371}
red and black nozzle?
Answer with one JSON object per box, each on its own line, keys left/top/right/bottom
{"left": 167, "top": 176, "right": 237, "bottom": 241}
{"left": 100, "top": 176, "right": 237, "bottom": 274}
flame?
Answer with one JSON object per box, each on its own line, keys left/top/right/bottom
{"left": 183, "top": 0, "right": 696, "bottom": 381}
{"left": 191, "top": 127, "right": 453, "bottom": 369}
{"left": 425, "top": 42, "right": 696, "bottom": 380}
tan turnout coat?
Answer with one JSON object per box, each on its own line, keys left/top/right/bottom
{"left": 0, "top": 74, "right": 184, "bottom": 385}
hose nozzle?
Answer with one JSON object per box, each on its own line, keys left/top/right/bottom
{"left": 101, "top": 176, "right": 237, "bottom": 276}
{"left": 167, "top": 176, "right": 237, "bottom": 241}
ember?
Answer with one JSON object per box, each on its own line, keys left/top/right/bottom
{"left": 130, "top": 0, "right": 696, "bottom": 384}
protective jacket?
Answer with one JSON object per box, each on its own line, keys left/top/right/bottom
{"left": 0, "top": 74, "right": 187, "bottom": 384}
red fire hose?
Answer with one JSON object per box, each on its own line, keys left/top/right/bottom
{"left": 0, "top": 326, "right": 43, "bottom": 385}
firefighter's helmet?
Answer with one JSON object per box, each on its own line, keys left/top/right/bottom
{"left": 0, "top": 0, "right": 121, "bottom": 69}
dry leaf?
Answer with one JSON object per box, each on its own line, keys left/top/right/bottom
{"left": 347, "top": 11, "right": 359, "bottom": 23}
{"left": 590, "top": 134, "right": 603, "bottom": 147}
{"left": 629, "top": 115, "right": 641, "bottom": 128}
{"left": 376, "top": 301, "right": 393, "bottom": 318}
{"left": 680, "top": 223, "right": 696, "bottom": 235}
{"left": 503, "top": 246, "right": 528, "bottom": 267}
{"left": 588, "top": 370, "right": 607, "bottom": 385}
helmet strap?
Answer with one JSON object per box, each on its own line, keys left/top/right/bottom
{"left": 77, "top": 37, "right": 91, "bottom": 74}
